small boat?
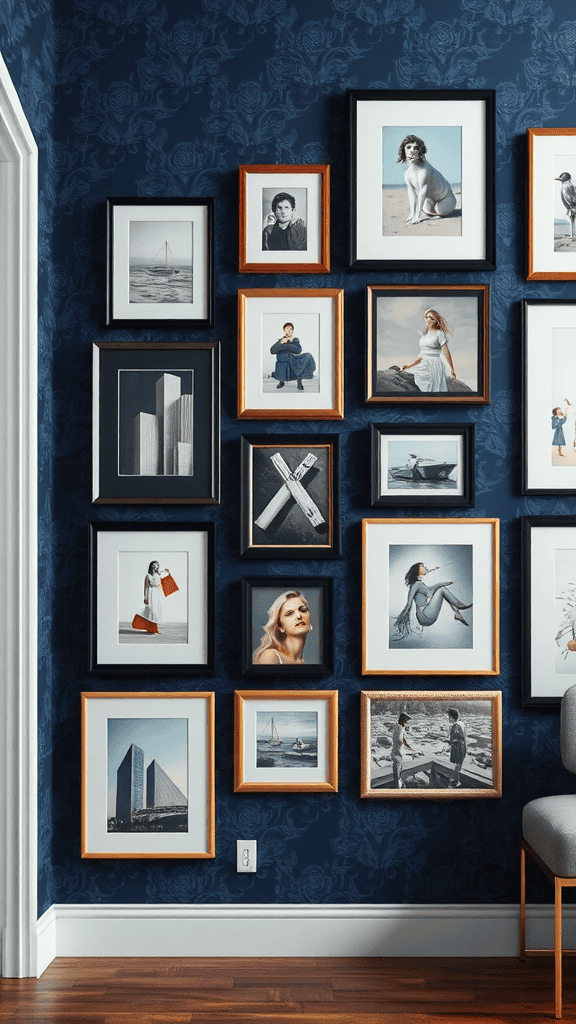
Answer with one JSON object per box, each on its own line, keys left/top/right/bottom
{"left": 258, "top": 717, "right": 282, "bottom": 746}
{"left": 390, "top": 455, "right": 456, "bottom": 482}
{"left": 292, "top": 738, "right": 309, "bottom": 751}
{"left": 148, "top": 241, "right": 179, "bottom": 277}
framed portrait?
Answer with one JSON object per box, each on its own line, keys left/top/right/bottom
{"left": 240, "top": 434, "right": 341, "bottom": 559}
{"left": 360, "top": 691, "right": 502, "bottom": 799}
{"left": 241, "top": 576, "right": 332, "bottom": 678}
{"left": 371, "top": 423, "right": 474, "bottom": 508}
{"left": 88, "top": 521, "right": 215, "bottom": 674}
{"left": 349, "top": 90, "right": 495, "bottom": 272}
{"left": 81, "top": 691, "right": 215, "bottom": 858}
{"left": 520, "top": 516, "right": 576, "bottom": 706}
{"left": 238, "top": 164, "right": 330, "bottom": 274}
{"left": 237, "top": 288, "right": 344, "bottom": 420}
{"left": 106, "top": 197, "right": 214, "bottom": 328}
{"left": 92, "top": 342, "right": 220, "bottom": 505}
{"left": 366, "top": 284, "right": 490, "bottom": 405}
{"left": 527, "top": 128, "right": 576, "bottom": 280}
{"left": 234, "top": 689, "right": 338, "bottom": 793}
{"left": 362, "top": 518, "right": 499, "bottom": 676}
{"left": 522, "top": 300, "right": 576, "bottom": 494}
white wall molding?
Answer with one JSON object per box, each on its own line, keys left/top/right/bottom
{"left": 36, "top": 903, "right": 576, "bottom": 974}
{"left": 0, "top": 53, "right": 38, "bottom": 978}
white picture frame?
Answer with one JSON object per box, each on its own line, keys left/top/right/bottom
{"left": 527, "top": 128, "right": 576, "bottom": 280}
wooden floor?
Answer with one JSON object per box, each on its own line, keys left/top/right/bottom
{"left": 1, "top": 956, "right": 575, "bottom": 1022}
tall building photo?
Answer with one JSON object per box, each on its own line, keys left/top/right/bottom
{"left": 131, "top": 371, "right": 194, "bottom": 477}
{"left": 114, "top": 743, "right": 187, "bottom": 826}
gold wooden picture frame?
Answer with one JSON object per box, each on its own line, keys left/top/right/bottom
{"left": 362, "top": 517, "right": 500, "bottom": 676}
{"left": 360, "top": 690, "right": 502, "bottom": 799}
{"left": 234, "top": 689, "right": 338, "bottom": 793}
{"left": 237, "top": 288, "right": 344, "bottom": 420}
{"left": 81, "top": 691, "right": 215, "bottom": 859}
{"left": 239, "top": 164, "right": 330, "bottom": 274}
{"left": 527, "top": 127, "right": 576, "bottom": 280}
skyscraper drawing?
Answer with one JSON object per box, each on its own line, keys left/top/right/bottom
{"left": 133, "top": 371, "right": 194, "bottom": 476}
{"left": 116, "top": 743, "right": 144, "bottom": 820}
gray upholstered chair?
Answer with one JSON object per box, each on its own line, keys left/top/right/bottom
{"left": 521, "top": 681, "right": 576, "bottom": 1018}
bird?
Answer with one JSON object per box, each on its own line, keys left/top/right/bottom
{"left": 555, "top": 171, "right": 576, "bottom": 239}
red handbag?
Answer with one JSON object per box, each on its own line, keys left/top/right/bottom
{"left": 161, "top": 573, "right": 179, "bottom": 597}
{"left": 131, "top": 614, "right": 158, "bottom": 634}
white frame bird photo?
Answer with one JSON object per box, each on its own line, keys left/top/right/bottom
{"left": 527, "top": 128, "right": 576, "bottom": 280}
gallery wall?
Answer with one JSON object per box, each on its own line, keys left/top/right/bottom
{"left": 1, "top": 0, "right": 575, "bottom": 917}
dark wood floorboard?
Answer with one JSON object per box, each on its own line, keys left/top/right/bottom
{"left": 2, "top": 957, "right": 576, "bottom": 1022}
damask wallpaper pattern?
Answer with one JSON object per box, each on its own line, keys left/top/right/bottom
{"left": 1, "top": 0, "right": 574, "bottom": 916}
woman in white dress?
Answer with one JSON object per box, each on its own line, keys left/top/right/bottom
{"left": 402, "top": 308, "right": 457, "bottom": 392}
{"left": 253, "top": 589, "right": 311, "bottom": 665}
{"left": 140, "top": 560, "right": 170, "bottom": 635}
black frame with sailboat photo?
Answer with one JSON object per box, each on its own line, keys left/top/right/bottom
{"left": 371, "top": 422, "right": 474, "bottom": 507}
{"left": 106, "top": 197, "right": 215, "bottom": 328}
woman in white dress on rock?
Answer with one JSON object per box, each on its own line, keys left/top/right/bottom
{"left": 253, "top": 590, "right": 311, "bottom": 665}
{"left": 402, "top": 308, "right": 457, "bottom": 393}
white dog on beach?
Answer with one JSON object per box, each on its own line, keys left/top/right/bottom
{"left": 397, "top": 134, "right": 457, "bottom": 225}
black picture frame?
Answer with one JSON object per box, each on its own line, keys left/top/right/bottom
{"left": 106, "top": 196, "right": 215, "bottom": 328}
{"left": 349, "top": 89, "right": 496, "bottom": 272}
{"left": 240, "top": 434, "right": 341, "bottom": 559}
{"left": 89, "top": 521, "right": 215, "bottom": 675}
{"left": 92, "top": 342, "right": 220, "bottom": 505}
{"left": 521, "top": 516, "right": 576, "bottom": 707}
{"left": 371, "top": 423, "right": 475, "bottom": 507}
{"left": 241, "top": 576, "right": 333, "bottom": 677}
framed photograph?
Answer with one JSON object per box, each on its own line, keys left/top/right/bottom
{"left": 240, "top": 434, "right": 341, "bottom": 559}
{"left": 238, "top": 164, "right": 330, "bottom": 274}
{"left": 360, "top": 691, "right": 502, "bottom": 799}
{"left": 362, "top": 518, "right": 499, "bottom": 676}
{"left": 234, "top": 690, "right": 338, "bottom": 792}
{"left": 520, "top": 516, "right": 576, "bottom": 706}
{"left": 241, "top": 576, "right": 332, "bottom": 677}
{"left": 527, "top": 128, "right": 576, "bottom": 280}
{"left": 237, "top": 288, "right": 344, "bottom": 420}
{"left": 371, "top": 423, "right": 474, "bottom": 507}
{"left": 106, "top": 197, "right": 214, "bottom": 328}
{"left": 366, "top": 284, "right": 490, "bottom": 405}
{"left": 349, "top": 90, "right": 495, "bottom": 271}
{"left": 92, "top": 342, "right": 220, "bottom": 505}
{"left": 89, "top": 521, "right": 215, "bottom": 674}
{"left": 522, "top": 300, "right": 576, "bottom": 494}
{"left": 81, "top": 691, "right": 215, "bottom": 858}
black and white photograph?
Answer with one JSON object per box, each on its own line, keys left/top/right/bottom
{"left": 256, "top": 710, "right": 318, "bottom": 768}
{"left": 106, "top": 197, "right": 214, "bottom": 327}
{"left": 371, "top": 423, "right": 474, "bottom": 507}
{"left": 237, "top": 289, "right": 343, "bottom": 420}
{"left": 129, "top": 220, "right": 193, "bottom": 304}
{"left": 234, "top": 690, "right": 338, "bottom": 793}
{"left": 240, "top": 435, "right": 341, "bottom": 558}
{"left": 360, "top": 691, "right": 502, "bottom": 799}
{"left": 93, "top": 342, "right": 220, "bottom": 504}
{"left": 89, "top": 521, "right": 215, "bottom": 673}
{"left": 261, "top": 187, "right": 307, "bottom": 252}
{"left": 239, "top": 165, "right": 330, "bottom": 273}
{"left": 362, "top": 518, "right": 499, "bottom": 676}
{"left": 366, "top": 284, "right": 489, "bottom": 405}
{"left": 350, "top": 90, "right": 495, "bottom": 271}
{"left": 82, "top": 692, "right": 215, "bottom": 859}
{"left": 241, "top": 576, "right": 332, "bottom": 677}
{"left": 107, "top": 717, "right": 188, "bottom": 833}
{"left": 381, "top": 125, "right": 461, "bottom": 237}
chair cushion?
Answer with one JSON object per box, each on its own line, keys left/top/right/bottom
{"left": 562, "top": 683, "right": 576, "bottom": 774}
{"left": 523, "top": 795, "right": 576, "bottom": 877}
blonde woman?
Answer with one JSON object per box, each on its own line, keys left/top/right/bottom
{"left": 402, "top": 308, "right": 457, "bottom": 393}
{"left": 253, "top": 590, "right": 311, "bottom": 665}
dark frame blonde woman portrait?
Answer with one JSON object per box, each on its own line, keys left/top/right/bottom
{"left": 241, "top": 577, "right": 332, "bottom": 677}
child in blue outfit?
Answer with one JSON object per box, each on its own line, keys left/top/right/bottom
{"left": 552, "top": 399, "right": 571, "bottom": 457}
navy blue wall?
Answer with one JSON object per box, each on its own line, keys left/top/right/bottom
{"left": 2, "top": 0, "right": 576, "bottom": 917}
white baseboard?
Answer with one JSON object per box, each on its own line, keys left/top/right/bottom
{"left": 35, "top": 902, "right": 576, "bottom": 976}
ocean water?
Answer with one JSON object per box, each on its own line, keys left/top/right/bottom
{"left": 129, "top": 262, "right": 193, "bottom": 304}
{"left": 256, "top": 736, "right": 318, "bottom": 768}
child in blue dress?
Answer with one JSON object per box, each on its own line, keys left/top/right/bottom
{"left": 552, "top": 399, "right": 571, "bottom": 457}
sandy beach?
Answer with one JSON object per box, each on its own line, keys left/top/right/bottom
{"left": 382, "top": 187, "right": 462, "bottom": 237}
{"left": 554, "top": 231, "right": 576, "bottom": 252}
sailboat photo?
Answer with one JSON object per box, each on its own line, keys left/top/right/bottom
{"left": 148, "top": 240, "right": 179, "bottom": 277}
{"left": 258, "top": 716, "right": 282, "bottom": 746}
{"left": 129, "top": 220, "right": 193, "bottom": 305}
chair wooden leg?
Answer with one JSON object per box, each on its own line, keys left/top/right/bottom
{"left": 520, "top": 843, "right": 526, "bottom": 959}
{"left": 555, "top": 877, "right": 563, "bottom": 1019}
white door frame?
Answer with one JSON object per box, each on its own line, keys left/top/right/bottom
{"left": 0, "top": 52, "right": 38, "bottom": 978}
